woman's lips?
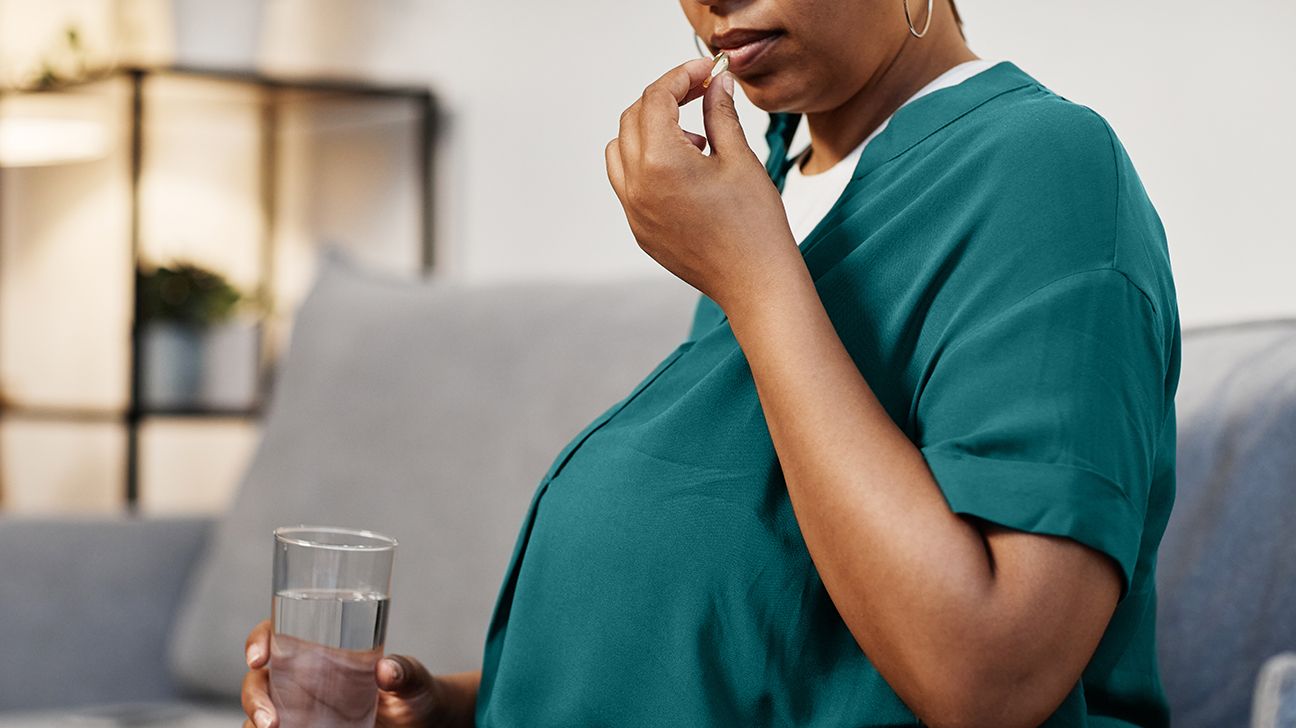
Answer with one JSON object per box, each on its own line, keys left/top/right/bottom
{"left": 718, "top": 32, "right": 783, "bottom": 75}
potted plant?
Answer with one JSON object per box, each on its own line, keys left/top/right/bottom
{"left": 138, "top": 261, "right": 260, "bottom": 410}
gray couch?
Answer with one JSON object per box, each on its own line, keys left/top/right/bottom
{"left": 1, "top": 256, "right": 1292, "bottom": 726}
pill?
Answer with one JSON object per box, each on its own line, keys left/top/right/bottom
{"left": 702, "top": 52, "right": 729, "bottom": 89}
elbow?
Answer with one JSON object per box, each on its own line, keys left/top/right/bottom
{"left": 905, "top": 660, "right": 1073, "bottom": 728}
{"left": 915, "top": 698, "right": 1047, "bottom": 728}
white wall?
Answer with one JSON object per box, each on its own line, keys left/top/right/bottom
{"left": 2, "top": 0, "right": 1292, "bottom": 512}
{"left": 257, "top": 0, "right": 715, "bottom": 283}
{"left": 0, "top": 1, "right": 426, "bottom": 513}
{"left": 258, "top": 0, "right": 1295, "bottom": 328}
{"left": 958, "top": 1, "right": 1296, "bottom": 328}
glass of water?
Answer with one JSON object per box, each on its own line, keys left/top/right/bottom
{"left": 270, "top": 526, "right": 397, "bottom": 728}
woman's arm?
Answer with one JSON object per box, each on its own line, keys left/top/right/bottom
{"left": 724, "top": 255, "right": 1120, "bottom": 728}
{"left": 430, "top": 670, "right": 480, "bottom": 727}
{"left": 606, "top": 59, "right": 1122, "bottom": 727}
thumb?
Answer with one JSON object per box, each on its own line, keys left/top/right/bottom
{"left": 702, "top": 71, "right": 747, "bottom": 156}
{"left": 376, "top": 654, "right": 435, "bottom": 698}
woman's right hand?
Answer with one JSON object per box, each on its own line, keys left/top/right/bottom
{"left": 241, "top": 620, "right": 472, "bottom": 728}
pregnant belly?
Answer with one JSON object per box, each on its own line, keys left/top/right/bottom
{"left": 485, "top": 440, "right": 840, "bottom": 723}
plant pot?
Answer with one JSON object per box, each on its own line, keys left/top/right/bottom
{"left": 141, "top": 321, "right": 261, "bottom": 410}
{"left": 141, "top": 321, "right": 203, "bottom": 409}
{"left": 199, "top": 321, "right": 261, "bottom": 410}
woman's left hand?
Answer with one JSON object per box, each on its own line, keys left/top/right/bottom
{"left": 605, "top": 59, "right": 800, "bottom": 313}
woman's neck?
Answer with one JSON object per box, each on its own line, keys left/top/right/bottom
{"left": 800, "top": 28, "right": 978, "bottom": 175}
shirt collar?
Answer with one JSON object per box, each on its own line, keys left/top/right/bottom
{"left": 763, "top": 60, "right": 1037, "bottom": 191}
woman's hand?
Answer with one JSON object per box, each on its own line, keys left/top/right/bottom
{"left": 241, "top": 620, "right": 477, "bottom": 728}
{"left": 605, "top": 59, "right": 801, "bottom": 314}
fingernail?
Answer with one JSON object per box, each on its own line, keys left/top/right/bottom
{"left": 246, "top": 645, "right": 264, "bottom": 667}
{"left": 721, "top": 72, "right": 734, "bottom": 95}
{"left": 254, "top": 708, "right": 272, "bottom": 728}
{"left": 384, "top": 657, "right": 404, "bottom": 682}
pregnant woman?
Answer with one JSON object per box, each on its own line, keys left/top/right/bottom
{"left": 243, "top": 0, "right": 1180, "bottom": 726}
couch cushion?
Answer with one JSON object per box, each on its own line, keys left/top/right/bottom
{"left": 168, "top": 254, "right": 698, "bottom": 697}
{"left": 1252, "top": 652, "right": 1296, "bottom": 728}
{"left": 1156, "top": 319, "right": 1296, "bottom": 727}
{"left": 0, "top": 703, "right": 244, "bottom": 727}
{"left": 0, "top": 517, "right": 212, "bottom": 711}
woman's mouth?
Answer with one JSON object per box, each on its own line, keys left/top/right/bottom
{"left": 709, "top": 29, "right": 784, "bottom": 75}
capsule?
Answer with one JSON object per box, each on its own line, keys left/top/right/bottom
{"left": 702, "top": 52, "right": 729, "bottom": 89}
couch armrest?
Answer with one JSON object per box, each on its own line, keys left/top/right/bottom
{"left": 1253, "top": 653, "right": 1296, "bottom": 728}
{"left": 0, "top": 515, "right": 214, "bottom": 712}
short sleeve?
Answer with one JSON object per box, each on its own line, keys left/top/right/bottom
{"left": 915, "top": 267, "right": 1168, "bottom": 598}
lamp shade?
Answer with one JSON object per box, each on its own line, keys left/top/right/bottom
{"left": 0, "top": 116, "right": 108, "bottom": 167}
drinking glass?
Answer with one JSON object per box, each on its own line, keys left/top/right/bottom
{"left": 269, "top": 526, "right": 398, "bottom": 728}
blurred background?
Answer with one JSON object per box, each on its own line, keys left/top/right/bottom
{"left": 0, "top": 0, "right": 1292, "bottom": 517}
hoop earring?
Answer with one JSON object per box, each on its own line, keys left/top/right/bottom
{"left": 694, "top": 33, "right": 715, "bottom": 60}
{"left": 904, "top": 0, "right": 933, "bottom": 38}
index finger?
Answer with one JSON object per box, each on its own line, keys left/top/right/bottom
{"left": 640, "top": 58, "right": 720, "bottom": 127}
{"left": 245, "top": 619, "right": 272, "bottom": 668}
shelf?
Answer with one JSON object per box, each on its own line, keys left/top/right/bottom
{"left": 1, "top": 62, "right": 435, "bottom": 510}
{"left": 134, "top": 406, "right": 264, "bottom": 419}
{"left": 0, "top": 404, "right": 264, "bottom": 422}
{"left": 0, "top": 406, "right": 122, "bottom": 424}
{"left": 1, "top": 65, "right": 437, "bottom": 103}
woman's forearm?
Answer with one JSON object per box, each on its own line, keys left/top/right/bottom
{"left": 432, "top": 670, "right": 480, "bottom": 727}
{"left": 721, "top": 253, "right": 1105, "bottom": 726}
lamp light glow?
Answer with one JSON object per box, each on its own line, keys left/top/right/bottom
{"left": 0, "top": 116, "right": 108, "bottom": 167}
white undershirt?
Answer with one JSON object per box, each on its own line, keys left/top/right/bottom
{"left": 781, "top": 59, "right": 999, "bottom": 244}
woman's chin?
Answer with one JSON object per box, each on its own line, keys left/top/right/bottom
{"left": 740, "top": 85, "right": 807, "bottom": 115}
{"left": 735, "top": 74, "right": 811, "bottom": 115}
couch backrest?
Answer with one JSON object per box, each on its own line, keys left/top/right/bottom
{"left": 170, "top": 254, "right": 1296, "bottom": 717}
{"left": 1156, "top": 319, "right": 1296, "bottom": 727}
{"left": 167, "top": 255, "right": 700, "bottom": 697}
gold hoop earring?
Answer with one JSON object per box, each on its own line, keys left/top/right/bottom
{"left": 904, "top": 0, "right": 933, "bottom": 38}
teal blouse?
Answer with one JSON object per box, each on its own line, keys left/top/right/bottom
{"left": 475, "top": 61, "right": 1180, "bottom": 727}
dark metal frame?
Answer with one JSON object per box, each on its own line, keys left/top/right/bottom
{"left": 0, "top": 66, "right": 438, "bottom": 509}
